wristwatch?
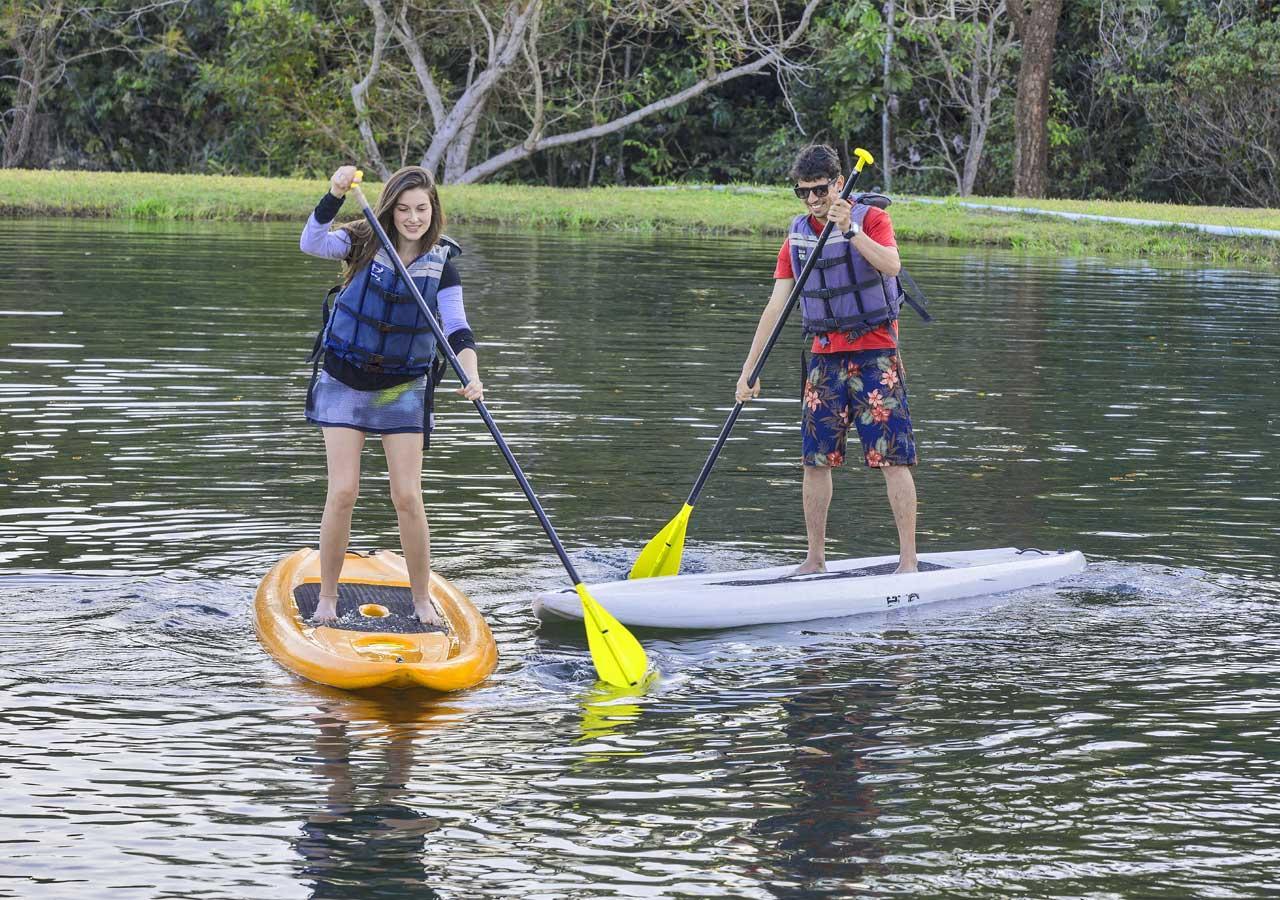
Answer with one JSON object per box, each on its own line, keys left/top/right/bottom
{"left": 842, "top": 222, "right": 861, "bottom": 239}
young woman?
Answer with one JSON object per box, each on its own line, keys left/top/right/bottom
{"left": 300, "top": 164, "right": 482, "bottom": 625}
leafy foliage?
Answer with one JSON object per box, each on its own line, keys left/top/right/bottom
{"left": 1137, "top": 13, "right": 1280, "bottom": 206}
{"left": 4, "top": 0, "right": 1277, "bottom": 206}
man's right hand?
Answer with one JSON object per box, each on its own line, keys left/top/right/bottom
{"left": 735, "top": 373, "right": 761, "bottom": 403}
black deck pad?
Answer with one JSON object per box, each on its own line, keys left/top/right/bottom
{"left": 712, "top": 559, "right": 948, "bottom": 588}
{"left": 293, "top": 582, "right": 445, "bottom": 634}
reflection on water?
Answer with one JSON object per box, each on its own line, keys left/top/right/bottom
{"left": 297, "top": 694, "right": 460, "bottom": 900}
{"left": 0, "top": 219, "right": 1278, "bottom": 897}
{"left": 752, "top": 663, "right": 903, "bottom": 893}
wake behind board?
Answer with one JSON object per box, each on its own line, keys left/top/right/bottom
{"left": 255, "top": 549, "right": 497, "bottom": 691}
{"left": 533, "top": 547, "right": 1085, "bottom": 630}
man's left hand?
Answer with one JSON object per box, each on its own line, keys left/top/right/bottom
{"left": 826, "top": 198, "right": 853, "bottom": 234}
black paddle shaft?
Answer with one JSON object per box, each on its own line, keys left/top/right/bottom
{"left": 352, "top": 197, "right": 584, "bottom": 586}
{"left": 684, "top": 162, "right": 873, "bottom": 506}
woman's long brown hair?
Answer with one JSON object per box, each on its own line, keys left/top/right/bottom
{"left": 339, "top": 165, "right": 445, "bottom": 285}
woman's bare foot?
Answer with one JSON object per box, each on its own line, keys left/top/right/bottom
{"left": 792, "top": 559, "right": 827, "bottom": 576}
{"left": 413, "top": 596, "right": 446, "bottom": 629}
{"left": 313, "top": 594, "right": 339, "bottom": 624}
{"left": 894, "top": 558, "right": 918, "bottom": 574}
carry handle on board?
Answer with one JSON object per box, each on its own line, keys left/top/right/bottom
{"left": 628, "top": 148, "right": 876, "bottom": 581}
{"left": 346, "top": 171, "right": 649, "bottom": 689}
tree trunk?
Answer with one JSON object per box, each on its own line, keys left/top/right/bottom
{"left": 3, "top": 56, "right": 45, "bottom": 167}
{"left": 1009, "top": 0, "right": 1062, "bottom": 198}
{"left": 442, "top": 100, "right": 484, "bottom": 183}
{"left": 352, "top": 0, "right": 391, "bottom": 178}
{"left": 615, "top": 46, "right": 632, "bottom": 186}
{"left": 2, "top": 3, "right": 61, "bottom": 168}
{"left": 962, "top": 114, "right": 985, "bottom": 196}
{"left": 419, "top": 0, "right": 543, "bottom": 177}
{"left": 881, "top": 0, "right": 896, "bottom": 191}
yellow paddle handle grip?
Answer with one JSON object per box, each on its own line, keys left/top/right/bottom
{"left": 348, "top": 169, "right": 368, "bottom": 207}
{"left": 852, "top": 148, "right": 874, "bottom": 172}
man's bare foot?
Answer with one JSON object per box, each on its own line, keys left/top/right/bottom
{"left": 792, "top": 559, "right": 827, "bottom": 576}
{"left": 313, "top": 594, "right": 339, "bottom": 624}
{"left": 894, "top": 559, "right": 918, "bottom": 574}
{"left": 413, "top": 596, "right": 446, "bottom": 629}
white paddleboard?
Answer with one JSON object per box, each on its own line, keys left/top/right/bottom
{"left": 534, "top": 547, "right": 1085, "bottom": 629}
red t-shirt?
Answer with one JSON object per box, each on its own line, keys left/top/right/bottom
{"left": 775, "top": 208, "right": 898, "bottom": 353}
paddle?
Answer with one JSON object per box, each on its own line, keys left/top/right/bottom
{"left": 629, "top": 148, "right": 876, "bottom": 580}
{"left": 345, "top": 172, "right": 649, "bottom": 688}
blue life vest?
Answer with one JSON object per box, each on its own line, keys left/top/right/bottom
{"left": 321, "top": 237, "right": 461, "bottom": 375}
{"left": 790, "top": 205, "right": 906, "bottom": 338}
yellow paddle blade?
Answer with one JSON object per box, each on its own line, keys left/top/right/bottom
{"left": 577, "top": 584, "right": 650, "bottom": 688}
{"left": 629, "top": 503, "right": 693, "bottom": 579}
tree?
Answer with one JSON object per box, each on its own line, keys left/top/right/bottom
{"left": 1, "top": 1, "right": 61, "bottom": 166}
{"left": 1077, "top": 0, "right": 1276, "bottom": 205}
{"left": 0, "top": 0, "right": 187, "bottom": 167}
{"left": 350, "top": 0, "right": 823, "bottom": 183}
{"left": 200, "top": 0, "right": 356, "bottom": 175}
{"left": 1141, "top": 13, "right": 1280, "bottom": 206}
{"left": 900, "top": 0, "right": 1016, "bottom": 196}
{"left": 1008, "top": 0, "right": 1062, "bottom": 197}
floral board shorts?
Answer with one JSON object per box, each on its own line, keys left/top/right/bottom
{"left": 801, "top": 349, "right": 917, "bottom": 469}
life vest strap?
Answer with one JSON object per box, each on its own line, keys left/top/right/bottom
{"left": 802, "top": 308, "right": 896, "bottom": 335}
{"left": 333, "top": 301, "right": 434, "bottom": 335}
{"left": 324, "top": 336, "right": 422, "bottom": 373}
{"left": 308, "top": 286, "right": 340, "bottom": 364}
{"left": 812, "top": 255, "right": 848, "bottom": 270}
{"left": 897, "top": 268, "right": 934, "bottom": 323}
{"left": 902, "top": 293, "right": 933, "bottom": 323}
{"left": 802, "top": 275, "right": 884, "bottom": 302}
{"left": 364, "top": 279, "right": 428, "bottom": 305}
{"left": 802, "top": 286, "right": 853, "bottom": 301}
{"left": 802, "top": 281, "right": 932, "bottom": 336}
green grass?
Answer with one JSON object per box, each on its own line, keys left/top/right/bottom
{"left": 2, "top": 168, "right": 1277, "bottom": 267}
{"left": 906, "top": 193, "right": 1280, "bottom": 232}
{"left": 890, "top": 199, "right": 1280, "bottom": 267}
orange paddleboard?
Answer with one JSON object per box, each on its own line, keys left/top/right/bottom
{"left": 255, "top": 549, "right": 497, "bottom": 691}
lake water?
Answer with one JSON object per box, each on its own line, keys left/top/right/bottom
{"left": 1, "top": 219, "right": 1278, "bottom": 898}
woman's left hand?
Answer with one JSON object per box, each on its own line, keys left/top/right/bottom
{"left": 457, "top": 379, "right": 484, "bottom": 402}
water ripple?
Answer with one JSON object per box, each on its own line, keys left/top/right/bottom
{"left": 0, "top": 221, "right": 1278, "bottom": 897}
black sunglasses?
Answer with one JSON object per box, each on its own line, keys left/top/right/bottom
{"left": 793, "top": 179, "right": 837, "bottom": 200}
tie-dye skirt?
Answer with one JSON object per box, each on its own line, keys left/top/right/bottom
{"left": 306, "top": 370, "right": 431, "bottom": 435}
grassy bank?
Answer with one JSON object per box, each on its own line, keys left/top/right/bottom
{"left": 2, "top": 168, "right": 1278, "bottom": 267}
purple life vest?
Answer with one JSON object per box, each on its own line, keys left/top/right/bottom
{"left": 789, "top": 206, "right": 903, "bottom": 338}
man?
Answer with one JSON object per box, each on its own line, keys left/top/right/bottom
{"left": 735, "top": 144, "right": 918, "bottom": 575}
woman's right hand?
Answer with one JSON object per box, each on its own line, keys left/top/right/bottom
{"left": 329, "top": 165, "right": 358, "bottom": 198}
